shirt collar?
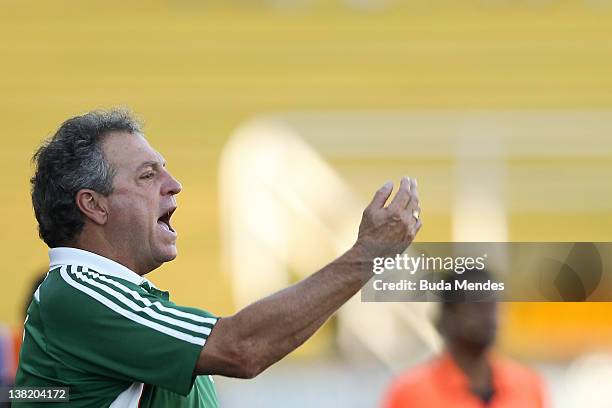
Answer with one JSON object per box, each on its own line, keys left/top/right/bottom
{"left": 49, "top": 247, "right": 155, "bottom": 287}
{"left": 435, "top": 352, "right": 471, "bottom": 389}
{"left": 435, "top": 351, "right": 503, "bottom": 393}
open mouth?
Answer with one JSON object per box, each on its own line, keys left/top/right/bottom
{"left": 157, "top": 207, "right": 176, "bottom": 233}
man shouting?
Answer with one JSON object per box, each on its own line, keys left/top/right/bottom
{"left": 16, "top": 109, "right": 421, "bottom": 407}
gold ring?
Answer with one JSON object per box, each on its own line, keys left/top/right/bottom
{"left": 412, "top": 210, "right": 420, "bottom": 221}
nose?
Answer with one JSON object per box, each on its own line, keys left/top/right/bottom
{"left": 163, "top": 171, "right": 182, "bottom": 196}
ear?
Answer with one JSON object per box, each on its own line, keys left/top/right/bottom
{"left": 75, "top": 189, "right": 109, "bottom": 226}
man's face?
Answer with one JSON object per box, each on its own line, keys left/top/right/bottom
{"left": 101, "top": 131, "right": 182, "bottom": 273}
{"left": 442, "top": 302, "right": 499, "bottom": 351}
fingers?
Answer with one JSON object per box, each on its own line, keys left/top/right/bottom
{"left": 415, "top": 219, "right": 422, "bottom": 232}
{"left": 404, "top": 178, "right": 419, "bottom": 211}
{"left": 405, "top": 178, "right": 421, "bottom": 232}
{"left": 388, "top": 176, "right": 411, "bottom": 211}
{"left": 366, "top": 177, "right": 421, "bottom": 226}
{"left": 357, "top": 177, "right": 422, "bottom": 258}
{"left": 367, "top": 180, "right": 394, "bottom": 210}
{"left": 409, "top": 178, "right": 419, "bottom": 208}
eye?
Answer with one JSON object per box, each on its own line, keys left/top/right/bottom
{"left": 141, "top": 172, "right": 155, "bottom": 180}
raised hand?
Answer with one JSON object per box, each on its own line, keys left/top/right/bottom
{"left": 355, "top": 177, "right": 421, "bottom": 259}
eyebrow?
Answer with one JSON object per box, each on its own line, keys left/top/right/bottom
{"left": 137, "top": 160, "right": 166, "bottom": 171}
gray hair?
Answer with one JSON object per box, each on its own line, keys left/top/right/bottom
{"left": 31, "top": 108, "right": 143, "bottom": 247}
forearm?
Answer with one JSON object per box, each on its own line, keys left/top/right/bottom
{"left": 196, "top": 244, "right": 373, "bottom": 377}
{"left": 196, "top": 177, "right": 421, "bottom": 378}
{"left": 228, "top": 245, "right": 372, "bottom": 373}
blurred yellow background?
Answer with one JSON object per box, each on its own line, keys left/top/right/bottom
{"left": 2, "top": 0, "right": 612, "bottom": 363}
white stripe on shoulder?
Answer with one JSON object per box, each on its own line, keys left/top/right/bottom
{"left": 59, "top": 266, "right": 206, "bottom": 346}
{"left": 79, "top": 269, "right": 217, "bottom": 325}
{"left": 67, "top": 267, "right": 213, "bottom": 336}
{"left": 33, "top": 270, "right": 51, "bottom": 303}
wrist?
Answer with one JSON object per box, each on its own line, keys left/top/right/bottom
{"left": 342, "top": 243, "right": 376, "bottom": 278}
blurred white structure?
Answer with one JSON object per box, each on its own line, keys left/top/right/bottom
{"left": 219, "top": 111, "right": 612, "bottom": 377}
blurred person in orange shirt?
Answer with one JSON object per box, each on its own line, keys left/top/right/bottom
{"left": 382, "top": 269, "right": 547, "bottom": 408}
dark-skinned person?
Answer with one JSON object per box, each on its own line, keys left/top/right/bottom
{"left": 382, "top": 268, "right": 547, "bottom": 408}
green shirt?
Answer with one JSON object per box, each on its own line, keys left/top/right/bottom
{"left": 15, "top": 247, "right": 219, "bottom": 407}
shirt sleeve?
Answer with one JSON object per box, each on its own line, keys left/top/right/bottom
{"left": 44, "top": 265, "right": 219, "bottom": 396}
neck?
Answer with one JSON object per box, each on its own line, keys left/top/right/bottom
{"left": 447, "top": 342, "right": 491, "bottom": 389}
{"left": 74, "top": 231, "right": 150, "bottom": 276}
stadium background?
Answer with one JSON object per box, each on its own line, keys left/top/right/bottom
{"left": 2, "top": 0, "right": 612, "bottom": 406}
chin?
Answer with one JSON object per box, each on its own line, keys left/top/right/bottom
{"left": 163, "top": 248, "right": 178, "bottom": 262}
{"left": 154, "top": 247, "right": 178, "bottom": 265}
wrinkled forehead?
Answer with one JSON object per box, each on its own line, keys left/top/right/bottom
{"left": 102, "top": 131, "right": 165, "bottom": 172}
